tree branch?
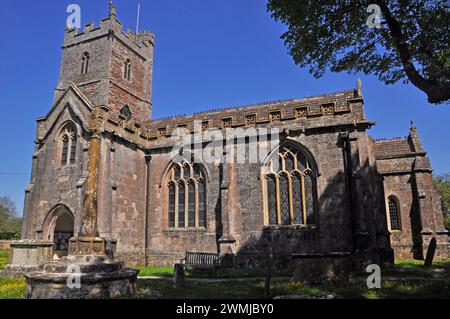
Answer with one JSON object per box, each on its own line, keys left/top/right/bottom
{"left": 375, "top": 0, "right": 450, "bottom": 103}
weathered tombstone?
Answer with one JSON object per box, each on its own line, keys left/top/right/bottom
{"left": 173, "top": 263, "right": 186, "bottom": 288}
{"left": 424, "top": 237, "right": 437, "bottom": 268}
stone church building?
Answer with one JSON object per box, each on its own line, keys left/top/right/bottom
{"left": 20, "top": 9, "right": 449, "bottom": 270}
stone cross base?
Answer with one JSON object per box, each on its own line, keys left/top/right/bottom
{"left": 24, "top": 254, "right": 139, "bottom": 299}
{"left": 24, "top": 237, "right": 139, "bottom": 299}
{"left": 68, "top": 237, "right": 108, "bottom": 256}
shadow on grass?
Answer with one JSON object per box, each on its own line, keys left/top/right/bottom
{"left": 132, "top": 277, "right": 450, "bottom": 299}
{"left": 136, "top": 265, "right": 293, "bottom": 279}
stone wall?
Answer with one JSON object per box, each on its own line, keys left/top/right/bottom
{"left": 375, "top": 131, "right": 450, "bottom": 260}
{"left": 142, "top": 107, "right": 383, "bottom": 267}
{"left": 97, "top": 136, "right": 148, "bottom": 265}
{"left": 22, "top": 106, "right": 88, "bottom": 241}
{"left": 0, "top": 240, "right": 11, "bottom": 250}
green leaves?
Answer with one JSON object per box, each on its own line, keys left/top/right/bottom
{"left": 267, "top": 0, "right": 450, "bottom": 103}
{"left": 0, "top": 197, "right": 22, "bottom": 240}
{"left": 433, "top": 173, "right": 450, "bottom": 230}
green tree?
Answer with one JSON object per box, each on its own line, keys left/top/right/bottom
{"left": 267, "top": 0, "right": 450, "bottom": 104}
{"left": 0, "top": 196, "right": 22, "bottom": 239}
{"left": 433, "top": 173, "right": 450, "bottom": 230}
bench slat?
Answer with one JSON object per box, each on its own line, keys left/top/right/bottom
{"left": 183, "top": 251, "right": 220, "bottom": 268}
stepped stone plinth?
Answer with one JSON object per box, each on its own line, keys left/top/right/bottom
{"left": 24, "top": 238, "right": 139, "bottom": 299}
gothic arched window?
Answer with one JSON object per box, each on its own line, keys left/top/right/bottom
{"left": 264, "top": 143, "right": 318, "bottom": 225}
{"left": 81, "top": 52, "right": 90, "bottom": 75}
{"left": 60, "top": 125, "right": 77, "bottom": 166}
{"left": 387, "top": 196, "right": 401, "bottom": 231}
{"left": 124, "top": 59, "right": 131, "bottom": 81}
{"left": 166, "top": 160, "right": 206, "bottom": 229}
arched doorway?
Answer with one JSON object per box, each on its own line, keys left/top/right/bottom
{"left": 44, "top": 205, "right": 74, "bottom": 258}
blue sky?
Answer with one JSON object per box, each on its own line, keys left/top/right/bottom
{"left": 0, "top": 0, "right": 448, "bottom": 216}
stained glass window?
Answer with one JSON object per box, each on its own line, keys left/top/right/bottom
{"left": 61, "top": 135, "right": 69, "bottom": 166}
{"left": 265, "top": 144, "right": 317, "bottom": 225}
{"left": 279, "top": 174, "right": 290, "bottom": 225}
{"left": 292, "top": 173, "right": 303, "bottom": 224}
{"left": 198, "top": 182, "right": 206, "bottom": 227}
{"left": 304, "top": 173, "right": 316, "bottom": 224}
{"left": 60, "top": 125, "right": 77, "bottom": 167}
{"left": 70, "top": 134, "right": 77, "bottom": 164}
{"left": 183, "top": 165, "right": 190, "bottom": 179}
{"left": 168, "top": 184, "right": 175, "bottom": 228}
{"left": 178, "top": 183, "right": 185, "bottom": 228}
{"left": 267, "top": 175, "right": 277, "bottom": 225}
{"left": 188, "top": 183, "right": 196, "bottom": 227}
{"left": 166, "top": 160, "right": 207, "bottom": 229}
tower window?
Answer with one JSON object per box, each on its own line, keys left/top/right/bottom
{"left": 263, "top": 143, "right": 318, "bottom": 226}
{"left": 81, "top": 52, "right": 90, "bottom": 75}
{"left": 124, "top": 59, "right": 131, "bottom": 81}
{"left": 387, "top": 196, "right": 401, "bottom": 231}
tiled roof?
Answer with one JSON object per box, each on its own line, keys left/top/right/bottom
{"left": 374, "top": 138, "right": 414, "bottom": 158}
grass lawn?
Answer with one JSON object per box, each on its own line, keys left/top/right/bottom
{"left": 0, "top": 278, "right": 25, "bottom": 299}
{"left": 0, "top": 249, "right": 9, "bottom": 270}
{"left": 1, "top": 246, "right": 450, "bottom": 300}
{"left": 136, "top": 265, "right": 292, "bottom": 278}
{"left": 133, "top": 277, "right": 450, "bottom": 299}
{"left": 137, "top": 265, "right": 173, "bottom": 277}
{"left": 132, "top": 259, "right": 450, "bottom": 299}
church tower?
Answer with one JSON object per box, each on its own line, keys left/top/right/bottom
{"left": 54, "top": 4, "right": 155, "bottom": 122}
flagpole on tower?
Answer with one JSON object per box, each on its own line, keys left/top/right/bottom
{"left": 136, "top": 3, "right": 141, "bottom": 36}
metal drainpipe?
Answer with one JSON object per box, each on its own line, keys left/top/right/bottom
{"left": 340, "top": 130, "right": 357, "bottom": 252}
{"left": 144, "top": 153, "right": 152, "bottom": 267}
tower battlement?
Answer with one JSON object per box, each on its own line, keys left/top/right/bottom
{"left": 63, "top": 14, "right": 155, "bottom": 60}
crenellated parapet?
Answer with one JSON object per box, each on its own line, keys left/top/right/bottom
{"left": 96, "top": 85, "right": 370, "bottom": 151}
{"left": 63, "top": 14, "right": 154, "bottom": 60}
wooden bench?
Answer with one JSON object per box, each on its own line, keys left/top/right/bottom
{"left": 181, "top": 252, "right": 221, "bottom": 273}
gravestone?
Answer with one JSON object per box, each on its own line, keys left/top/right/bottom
{"left": 173, "top": 263, "right": 186, "bottom": 289}
{"left": 424, "top": 237, "right": 437, "bottom": 268}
